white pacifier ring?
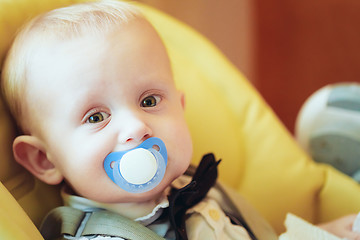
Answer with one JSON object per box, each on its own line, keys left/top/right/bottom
{"left": 104, "top": 137, "right": 167, "bottom": 193}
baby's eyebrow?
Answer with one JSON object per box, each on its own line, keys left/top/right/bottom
{"left": 70, "top": 90, "right": 102, "bottom": 118}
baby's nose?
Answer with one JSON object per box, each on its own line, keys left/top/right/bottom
{"left": 117, "top": 115, "right": 152, "bottom": 144}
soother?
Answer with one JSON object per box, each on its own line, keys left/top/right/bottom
{"left": 104, "top": 137, "right": 167, "bottom": 193}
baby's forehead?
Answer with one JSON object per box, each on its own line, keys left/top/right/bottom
{"left": 28, "top": 18, "right": 157, "bottom": 70}
{"left": 28, "top": 15, "right": 155, "bottom": 58}
{"left": 26, "top": 18, "right": 169, "bottom": 92}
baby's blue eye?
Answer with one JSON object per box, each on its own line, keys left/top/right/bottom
{"left": 141, "top": 96, "right": 160, "bottom": 107}
{"left": 87, "top": 112, "right": 109, "bottom": 123}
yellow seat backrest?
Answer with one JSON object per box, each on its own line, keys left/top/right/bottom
{"left": 1, "top": 0, "right": 360, "bottom": 239}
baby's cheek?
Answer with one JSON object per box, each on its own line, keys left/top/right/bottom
{"left": 171, "top": 146, "right": 192, "bottom": 175}
{"left": 87, "top": 138, "right": 115, "bottom": 167}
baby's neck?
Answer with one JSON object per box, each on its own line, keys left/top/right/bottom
{"left": 61, "top": 184, "right": 170, "bottom": 222}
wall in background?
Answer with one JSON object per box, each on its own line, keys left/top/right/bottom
{"left": 136, "top": 0, "right": 255, "bottom": 81}
{"left": 253, "top": 0, "right": 360, "bottom": 133}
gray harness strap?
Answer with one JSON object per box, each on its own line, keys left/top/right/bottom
{"left": 40, "top": 206, "right": 165, "bottom": 240}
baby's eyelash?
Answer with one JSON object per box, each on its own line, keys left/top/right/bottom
{"left": 82, "top": 108, "right": 111, "bottom": 124}
{"left": 141, "top": 95, "right": 161, "bottom": 108}
{"left": 86, "top": 111, "right": 111, "bottom": 124}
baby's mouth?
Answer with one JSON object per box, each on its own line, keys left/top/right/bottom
{"left": 104, "top": 137, "right": 167, "bottom": 193}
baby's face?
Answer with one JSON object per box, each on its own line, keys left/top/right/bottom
{"left": 25, "top": 18, "right": 193, "bottom": 203}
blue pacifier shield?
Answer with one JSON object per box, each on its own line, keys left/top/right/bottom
{"left": 104, "top": 137, "right": 167, "bottom": 193}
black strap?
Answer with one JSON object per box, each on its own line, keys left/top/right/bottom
{"left": 168, "top": 153, "right": 221, "bottom": 240}
{"left": 226, "top": 212, "right": 257, "bottom": 240}
{"left": 169, "top": 153, "right": 260, "bottom": 240}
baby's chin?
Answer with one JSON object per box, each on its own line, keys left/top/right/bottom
{"left": 99, "top": 171, "right": 182, "bottom": 203}
{"left": 96, "top": 184, "right": 168, "bottom": 204}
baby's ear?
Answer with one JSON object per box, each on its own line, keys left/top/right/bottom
{"left": 13, "top": 135, "right": 63, "bottom": 185}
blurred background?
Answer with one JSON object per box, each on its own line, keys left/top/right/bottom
{"left": 137, "top": 0, "right": 360, "bottom": 134}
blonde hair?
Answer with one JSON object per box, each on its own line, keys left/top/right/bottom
{"left": 1, "top": 0, "right": 142, "bottom": 131}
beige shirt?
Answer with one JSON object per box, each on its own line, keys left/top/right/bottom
{"left": 186, "top": 198, "right": 251, "bottom": 239}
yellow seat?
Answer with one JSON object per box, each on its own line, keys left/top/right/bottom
{"left": 1, "top": 0, "right": 360, "bottom": 239}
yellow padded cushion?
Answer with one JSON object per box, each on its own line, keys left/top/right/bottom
{"left": 1, "top": 1, "right": 360, "bottom": 239}
{"left": 0, "top": 182, "right": 43, "bottom": 240}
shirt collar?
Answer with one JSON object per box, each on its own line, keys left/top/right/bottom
{"left": 61, "top": 185, "right": 170, "bottom": 226}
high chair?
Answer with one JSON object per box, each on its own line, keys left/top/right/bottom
{"left": 1, "top": 0, "right": 360, "bottom": 239}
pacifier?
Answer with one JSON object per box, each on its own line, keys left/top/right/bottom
{"left": 104, "top": 137, "right": 167, "bottom": 193}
